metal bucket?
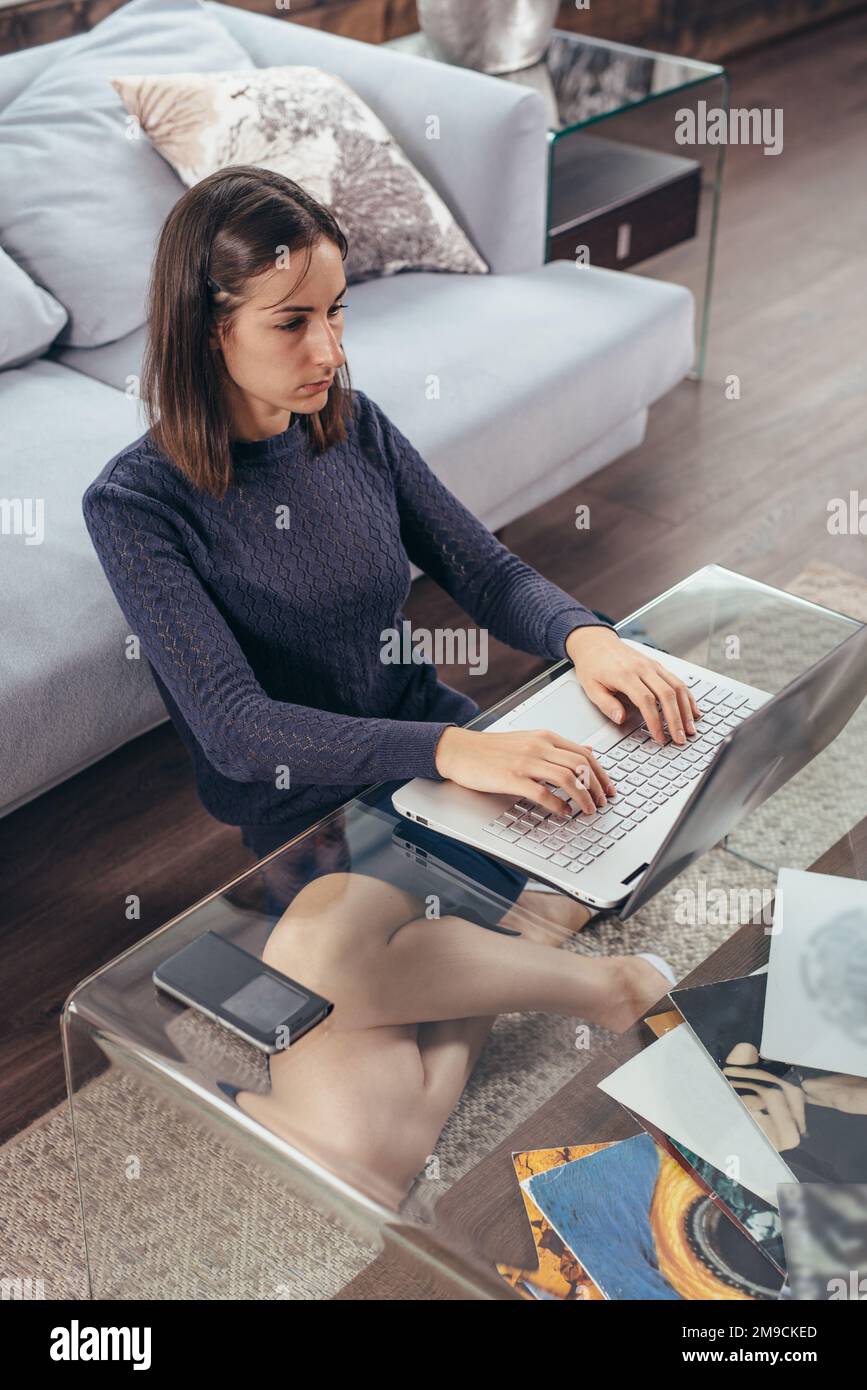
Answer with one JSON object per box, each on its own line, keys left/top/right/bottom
{"left": 417, "top": 0, "right": 560, "bottom": 75}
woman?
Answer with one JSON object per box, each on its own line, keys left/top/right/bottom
{"left": 83, "top": 167, "right": 698, "bottom": 1188}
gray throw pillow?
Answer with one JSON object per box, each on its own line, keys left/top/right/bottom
{"left": 0, "top": 0, "right": 254, "bottom": 349}
{"left": 0, "top": 245, "right": 68, "bottom": 369}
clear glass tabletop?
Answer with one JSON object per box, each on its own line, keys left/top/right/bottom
{"left": 388, "top": 29, "right": 723, "bottom": 132}
{"left": 63, "top": 566, "right": 865, "bottom": 1299}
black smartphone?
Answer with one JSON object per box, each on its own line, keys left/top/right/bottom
{"left": 153, "top": 931, "right": 333, "bottom": 1054}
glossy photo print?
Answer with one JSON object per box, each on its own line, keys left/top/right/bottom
{"left": 497, "top": 1144, "right": 613, "bottom": 1301}
{"left": 642, "top": 1004, "right": 787, "bottom": 1274}
{"left": 598, "top": 1019, "right": 795, "bottom": 1208}
{"left": 525, "top": 1132, "right": 783, "bottom": 1300}
{"left": 673, "top": 973, "right": 867, "bottom": 1185}
{"left": 777, "top": 1184, "right": 867, "bottom": 1301}
{"left": 640, "top": 1116, "right": 787, "bottom": 1276}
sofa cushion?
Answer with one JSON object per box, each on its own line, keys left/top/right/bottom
{"left": 111, "top": 65, "right": 488, "bottom": 283}
{"left": 0, "top": 360, "right": 166, "bottom": 815}
{"left": 51, "top": 258, "right": 694, "bottom": 521}
{"left": 338, "top": 261, "right": 694, "bottom": 520}
{"left": 0, "top": 245, "right": 68, "bottom": 368}
{"left": 0, "top": 0, "right": 254, "bottom": 350}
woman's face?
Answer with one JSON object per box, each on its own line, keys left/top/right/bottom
{"left": 212, "top": 236, "right": 347, "bottom": 438}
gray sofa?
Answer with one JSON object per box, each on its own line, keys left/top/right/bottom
{"left": 0, "top": 0, "right": 694, "bottom": 820}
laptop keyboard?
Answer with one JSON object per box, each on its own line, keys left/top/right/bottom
{"left": 482, "top": 676, "right": 764, "bottom": 874}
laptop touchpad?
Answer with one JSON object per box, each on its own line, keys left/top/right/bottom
{"left": 504, "top": 674, "right": 605, "bottom": 740}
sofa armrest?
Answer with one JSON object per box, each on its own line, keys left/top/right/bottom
{"left": 205, "top": 3, "right": 548, "bottom": 273}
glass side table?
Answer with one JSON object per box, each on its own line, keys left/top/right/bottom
{"left": 63, "top": 566, "right": 864, "bottom": 1299}
{"left": 388, "top": 28, "right": 727, "bottom": 378}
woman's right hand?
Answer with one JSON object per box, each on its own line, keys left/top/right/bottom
{"left": 433, "top": 725, "right": 616, "bottom": 817}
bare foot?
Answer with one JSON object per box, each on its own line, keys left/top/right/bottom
{"left": 591, "top": 955, "right": 675, "bottom": 1034}
{"left": 499, "top": 888, "right": 594, "bottom": 945}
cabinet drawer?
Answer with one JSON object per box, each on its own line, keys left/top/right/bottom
{"left": 547, "top": 137, "right": 701, "bottom": 270}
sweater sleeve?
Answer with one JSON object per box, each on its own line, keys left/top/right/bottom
{"left": 361, "top": 395, "right": 616, "bottom": 660}
{"left": 82, "top": 481, "right": 455, "bottom": 786}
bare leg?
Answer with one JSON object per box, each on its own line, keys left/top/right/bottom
{"left": 416, "top": 1014, "right": 497, "bottom": 1108}
{"left": 366, "top": 911, "right": 666, "bottom": 1031}
{"left": 266, "top": 872, "right": 668, "bottom": 1035}
{"left": 241, "top": 873, "right": 667, "bottom": 1203}
{"left": 498, "top": 887, "right": 595, "bottom": 943}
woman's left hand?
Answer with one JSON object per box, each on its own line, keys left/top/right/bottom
{"left": 564, "top": 626, "right": 700, "bottom": 745}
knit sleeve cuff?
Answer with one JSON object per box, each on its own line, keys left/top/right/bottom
{"left": 390, "top": 719, "right": 459, "bottom": 783}
{"left": 545, "top": 607, "right": 617, "bottom": 660}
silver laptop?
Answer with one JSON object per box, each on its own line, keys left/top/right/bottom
{"left": 391, "top": 627, "right": 867, "bottom": 912}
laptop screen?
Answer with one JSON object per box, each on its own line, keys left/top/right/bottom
{"left": 621, "top": 621, "right": 867, "bottom": 918}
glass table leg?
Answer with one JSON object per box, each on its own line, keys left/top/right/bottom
{"left": 690, "top": 72, "right": 729, "bottom": 380}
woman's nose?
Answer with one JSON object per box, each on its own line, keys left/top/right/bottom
{"left": 308, "top": 318, "right": 345, "bottom": 370}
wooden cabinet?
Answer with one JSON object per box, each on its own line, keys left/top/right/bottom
{"left": 0, "top": 0, "right": 418, "bottom": 56}
{"left": 2, "top": 0, "right": 862, "bottom": 62}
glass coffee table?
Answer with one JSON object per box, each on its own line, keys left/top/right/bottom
{"left": 387, "top": 28, "right": 728, "bottom": 377}
{"left": 63, "top": 566, "right": 865, "bottom": 1299}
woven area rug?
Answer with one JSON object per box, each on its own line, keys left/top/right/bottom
{"left": 2, "top": 562, "right": 865, "bottom": 1300}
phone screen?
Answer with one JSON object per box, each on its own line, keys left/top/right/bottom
{"left": 222, "top": 974, "right": 308, "bottom": 1031}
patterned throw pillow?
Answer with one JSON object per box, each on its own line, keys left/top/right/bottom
{"left": 110, "top": 66, "right": 489, "bottom": 283}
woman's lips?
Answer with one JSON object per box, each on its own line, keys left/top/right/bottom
{"left": 298, "top": 378, "right": 332, "bottom": 393}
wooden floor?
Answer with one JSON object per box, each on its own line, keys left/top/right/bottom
{"left": 2, "top": 12, "right": 866, "bottom": 1145}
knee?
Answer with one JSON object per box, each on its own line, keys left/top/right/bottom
{"left": 284, "top": 870, "right": 415, "bottom": 923}
{"left": 281, "top": 870, "right": 358, "bottom": 914}
{"left": 262, "top": 870, "right": 424, "bottom": 974}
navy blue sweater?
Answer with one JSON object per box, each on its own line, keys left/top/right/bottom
{"left": 82, "top": 389, "right": 609, "bottom": 838}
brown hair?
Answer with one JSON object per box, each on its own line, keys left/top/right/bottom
{"left": 140, "top": 165, "right": 353, "bottom": 500}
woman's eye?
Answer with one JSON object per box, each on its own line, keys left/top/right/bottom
{"left": 278, "top": 302, "right": 347, "bottom": 332}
